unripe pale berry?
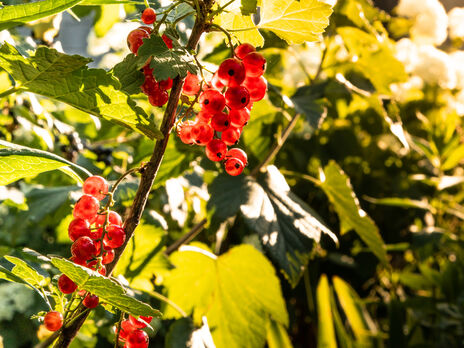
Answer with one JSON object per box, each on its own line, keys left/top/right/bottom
{"left": 44, "top": 311, "right": 63, "bottom": 332}
{"left": 206, "top": 139, "right": 227, "bottom": 162}
{"left": 83, "top": 176, "right": 108, "bottom": 201}
{"left": 58, "top": 274, "right": 77, "bottom": 294}
{"left": 73, "top": 194, "right": 99, "bottom": 221}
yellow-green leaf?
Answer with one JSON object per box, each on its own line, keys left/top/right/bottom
{"left": 216, "top": 12, "right": 264, "bottom": 47}
{"left": 316, "top": 275, "right": 337, "bottom": 348}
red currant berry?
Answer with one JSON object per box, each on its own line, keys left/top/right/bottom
{"left": 225, "top": 157, "right": 245, "bottom": 176}
{"left": 129, "top": 315, "right": 153, "bottom": 329}
{"left": 243, "top": 52, "right": 266, "bottom": 77}
{"left": 73, "top": 194, "right": 99, "bottom": 221}
{"left": 58, "top": 274, "right": 77, "bottom": 294}
{"left": 141, "top": 8, "right": 156, "bottom": 24}
{"left": 83, "top": 176, "right": 108, "bottom": 201}
{"left": 225, "top": 86, "right": 250, "bottom": 110}
{"left": 148, "top": 88, "right": 169, "bottom": 107}
{"left": 117, "top": 320, "right": 137, "bottom": 341}
{"left": 205, "top": 139, "right": 227, "bottom": 162}
{"left": 191, "top": 122, "right": 214, "bottom": 146}
{"left": 127, "top": 329, "right": 149, "bottom": 348}
{"left": 44, "top": 311, "right": 63, "bottom": 332}
{"left": 211, "top": 71, "right": 225, "bottom": 91}
{"left": 68, "top": 218, "right": 91, "bottom": 242}
{"left": 83, "top": 294, "right": 99, "bottom": 308}
{"left": 162, "top": 34, "right": 173, "bottom": 49}
{"left": 141, "top": 70, "right": 156, "bottom": 95}
{"left": 243, "top": 76, "right": 267, "bottom": 102}
{"left": 177, "top": 121, "right": 195, "bottom": 145}
{"left": 94, "top": 211, "right": 123, "bottom": 227}
{"left": 226, "top": 148, "right": 248, "bottom": 166}
{"left": 196, "top": 109, "right": 214, "bottom": 122}
{"left": 127, "top": 28, "right": 150, "bottom": 54}
{"left": 211, "top": 112, "right": 230, "bottom": 132}
{"left": 103, "top": 224, "right": 126, "bottom": 249}
{"left": 235, "top": 43, "right": 256, "bottom": 59}
{"left": 159, "top": 78, "right": 173, "bottom": 90}
{"left": 199, "top": 89, "right": 226, "bottom": 113}
{"left": 229, "top": 108, "right": 250, "bottom": 128}
{"left": 182, "top": 72, "right": 200, "bottom": 96}
{"left": 217, "top": 58, "right": 246, "bottom": 87}
{"left": 221, "top": 126, "right": 242, "bottom": 145}
{"left": 70, "top": 256, "right": 86, "bottom": 266}
{"left": 71, "top": 236, "right": 97, "bottom": 260}
{"left": 102, "top": 248, "right": 115, "bottom": 264}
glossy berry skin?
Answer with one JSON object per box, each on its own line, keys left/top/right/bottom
{"left": 196, "top": 109, "right": 214, "bottom": 122}
{"left": 221, "top": 127, "right": 242, "bottom": 145}
{"left": 126, "top": 329, "right": 149, "bottom": 348}
{"left": 182, "top": 72, "right": 200, "bottom": 96}
{"left": 148, "top": 88, "right": 169, "bottom": 107}
{"left": 58, "top": 274, "right": 77, "bottom": 294}
{"left": 211, "top": 72, "right": 225, "bottom": 91}
{"left": 217, "top": 58, "right": 246, "bottom": 87}
{"left": 235, "top": 43, "right": 256, "bottom": 59}
{"left": 129, "top": 315, "right": 153, "bottom": 329}
{"left": 103, "top": 224, "right": 126, "bottom": 249}
{"left": 191, "top": 123, "right": 214, "bottom": 146}
{"left": 159, "top": 78, "right": 173, "bottom": 90}
{"left": 44, "top": 311, "right": 63, "bottom": 332}
{"left": 83, "top": 176, "right": 108, "bottom": 201}
{"left": 127, "top": 28, "right": 150, "bottom": 54}
{"left": 68, "top": 218, "right": 91, "bottom": 242}
{"left": 102, "top": 248, "right": 115, "bottom": 264}
{"left": 83, "top": 294, "right": 99, "bottom": 308}
{"left": 71, "top": 236, "right": 97, "bottom": 260}
{"left": 211, "top": 112, "right": 230, "bottom": 132}
{"left": 225, "top": 157, "right": 245, "bottom": 176}
{"left": 73, "top": 194, "right": 99, "bottom": 221}
{"left": 141, "top": 8, "right": 156, "bottom": 24}
{"left": 225, "top": 86, "right": 250, "bottom": 110}
{"left": 117, "top": 320, "right": 137, "bottom": 340}
{"left": 243, "top": 76, "right": 267, "bottom": 102}
{"left": 94, "top": 211, "right": 123, "bottom": 227}
{"left": 199, "top": 89, "right": 226, "bottom": 113}
{"left": 205, "top": 139, "right": 227, "bottom": 162}
{"left": 178, "top": 121, "right": 195, "bottom": 145}
{"left": 141, "top": 73, "right": 156, "bottom": 95}
{"left": 70, "top": 256, "right": 86, "bottom": 266}
{"left": 243, "top": 52, "right": 266, "bottom": 77}
{"left": 162, "top": 34, "right": 173, "bottom": 49}
{"left": 229, "top": 108, "right": 250, "bottom": 128}
{"left": 226, "top": 148, "right": 248, "bottom": 166}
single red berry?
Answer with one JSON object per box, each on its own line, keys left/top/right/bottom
{"left": 159, "top": 78, "right": 173, "bottom": 90}
{"left": 148, "top": 88, "right": 169, "bottom": 107}
{"left": 94, "top": 211, "right": 123, "bottom": 227}
{"left": 217, "top": 58, "right": 246, "bottom": 87}
{"left": 70, "top": 256, "right": 86, "bottom": 266}
{"left": 196, "top": 109, "right": 214, "bottom": 122}
{"left": 141, "top": 8, "right": 156, "bottom": 24}
{"left": 127, "top": 28, "right": 150, "bottom": 54}
{"left": 221, "top": 126, "right": 242, "bottom": 145}
{"left": 229, "top": 108, "right": 250, "bottom": 128}
{"left": 225, "top": 157, "right": 245, "bottom": 176}
{"left": 127, "top": 329, "right": 149, "bottom": 348}
{"left": 44, "top": 311, "right": 63, "bottom": 332}
{"left": 243, "top": 52, "right": 266, "bottom": 77}
{"left": 162, "top": 34, "right": 173, "bottom": 49}
{"left": 117, "top": 319, "right": 137, "bottom": 341}
{"left": 226, "top": 148, "right": 248, "bottom": 166}
{"left": 58, "top": 274, "right": 77, "bottom": 294}
{"left": 243, "top": 76, "right": 267, "bottom": 102}
{"left": 199, "top": 89, "right": 226, "bottom": 113}
{"left": 211, "top": 71, "right": 225, "bottom": 91}
{"left": 211, "top": 112, "right": 230, "bottom": 132}
{"left": 183, "top": 72, "right": 200, "bottom": 96}
{"left": 177, "top": 121, "right": 195, "bottom": 145}
{"left": 235, "top": 43, "right": 256, "bottom": 59}
{"left": 73, "top": 194, "right": 99, "bottom": 221}
{"left": 103, "top": 224, "right": 126, "bottom": 249}
{"left": 129, "top": 315, "right": 153, "bottom": 329}
{"left": 205, "top": 139, "right": 227, "bottom": 162}
{"left": 83, "top": 294, "right": 99, "bottom": 308}
{"left": 225, "top": 86, "right": 250, "bottom": 110}
{"left": 68, "top": 218, "right": 91, "bottom": 242}
{"left": 71, "top": 236, "right": 97, "bottom": 260}
{"left": 191, "top": 122, "right": 214, "bottom": 146}
{"left": 102, "top": 248, "right": 115, "bottom": 264}
{"left": 141, "top": 73, "right": 156, "bottom": 95}
{"left": 83, "top": 176, "right": 108, "bottom": 201}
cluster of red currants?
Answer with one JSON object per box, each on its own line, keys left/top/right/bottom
{"left": 113, "top": 315, "right": 152, "bottom": 348}
{"left": 127, "top": 7, "right": 174, "bottom": 107}
{"left": 177, "top": 43, "right": 267, "bottom": 176}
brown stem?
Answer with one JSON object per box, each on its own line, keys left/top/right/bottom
{"left": 53, "top": 7, "right": 212, "bottom": 347}
{"left": 164, "top": 218, "right": 207, "bottom": 256}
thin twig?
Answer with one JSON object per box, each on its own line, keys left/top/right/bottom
{"left": 208, "top": 23, "right": 235, "bottom": 56}
{"left": 164, "top": 218, "right": 207, "bottom": 255}
{"left": 147, "top": 290, "right": 188, "bottom": 317}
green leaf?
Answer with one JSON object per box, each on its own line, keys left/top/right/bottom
{"left": 258, "top": 0, "right": 333, "bottom": 44}
{"left": 112, "top": 54, "right": 145, "bottom": 95}
{"left": 291, "top": 83, "right": 327, "bottom": 129}
{"left": 0, "top": 0, "right": 84, "bottom": 31}
{"left": 137, "top": 35, "right": 197, "bottom": 81}
{"left": 364, "top": 196, "right": 433, "bottom": 211}
{"left": 319, "top": 161, "right": 387, "bottom": 264}
{"left": 164, "top": 245, "right": 288, "bottom": 348}
{"left": 0, "top": 140, "right": 89, "bottom": 185}
{"left": 51, "top": 257, "right": 162, "bottom": 318}
{"left": 80, "top": 0, "right": 143, "bottom": 4}
{"left": 25, "top": 186, "right": 78, "bottom": 222}
{"left": 332, "top": 276, "right": 378, "bottom": 345}
{"left": 442, "top": 144, "right": 464, "bottom": 171}
{"left": 241, "top": 0, "right": 258, "bottom": 15}
{"left": 316, "top": 275, "right": 337, "bottom": 348}
{"left": 94, "top": 4, "right": 120, "bottom": 37}
{"left": 0, "top": 43, "right": 162, "bottom": 140}
{"left": 266, "top": 319, "right": 293, "bottom": 348}
{"left": 4, "top": 256, "right": 47, "bottom": 288}
{"left": 0, "top": 265, "right": 27, "bottom": 284}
